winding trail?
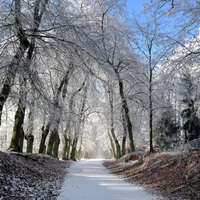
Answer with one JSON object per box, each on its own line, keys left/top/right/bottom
{"left": 57, "top": 159, "right": 162, "bottom": 200}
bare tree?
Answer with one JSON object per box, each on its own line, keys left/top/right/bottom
{"left": 0, "top": 0, "right": 29, "bottom": 125}
{"left": 107, "top": 87, "right": 121, "bottom": 158}
{"left": 46, "top": 64, "right": 74, "bottom": 158}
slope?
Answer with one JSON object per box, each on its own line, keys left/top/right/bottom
{"left": 104, "top": 151, "right": 200, "bottom": 200}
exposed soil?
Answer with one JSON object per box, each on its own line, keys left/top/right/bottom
{"left": 0, "top": 151, "right": 70, "bottom": 199}
{"left": 104, "top": 150, "right": 200, "bottom": 200}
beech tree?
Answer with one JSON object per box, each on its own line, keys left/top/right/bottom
{"left": 70, "top": 82, "right": 88, "bottom": 160}
{"left": 46, "top": 65, "right": 74, "bottom": 158}
{"left": 107, "top": 85, "right": 121, "bottom": 158}
{"left": 1, "top": 0, "right": 49, "bottom": 152}
{"left": 0, "top": 0, "right": 29, "bottom": 125}
{"left": 25, "top": 95, "right": 35, "bottom": 153}
{"left": 92, "top": 0, "right": 137, "bottom": 153}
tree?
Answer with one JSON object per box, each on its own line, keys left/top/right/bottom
{"left": 154, "top": 108, "right": 179, "bottom": 149}
{"left": 25, "top": 93, "right": 36, "bottom": 153}
{"left": 93, "top": 0, "right": 137, "bottom": 153}
{"left": 4, "top": 0, "right": 50, "bottom": 152}
{"left": 179, "top": 71, "right": 200, "bottom": 142}
{"left": 107, "top": 87, "right": 121, "bottom": 158}
{"left": 155, "top": 24, "right": 200, "bottom": 146}
{"left": 129, "top": 1, "right": 180, "bottom": 152}
{"left": 46, "top": 64, "right": 74, "bottom": 158}
{"left": 70, "top": 82, "right": 87, "bottom": 160}
{"left": 0, "top": 0, "right": 30, "bottom": 125}
{"left": 8, "top": 78, "right": 26, "bottom": 152}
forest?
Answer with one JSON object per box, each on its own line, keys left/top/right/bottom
{"left": 0, "top": 0, "right": 200, "bottom": 161}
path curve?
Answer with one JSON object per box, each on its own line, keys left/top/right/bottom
{"left": 58, "top": 159, "right": 163, "bottom": 200}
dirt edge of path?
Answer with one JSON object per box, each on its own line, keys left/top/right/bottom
{"left": 103, "top": 151, "right": 200, "bottom": 200}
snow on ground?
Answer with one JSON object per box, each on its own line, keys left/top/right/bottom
{"left": 58, "top": 159, "right": 162, "bottom": 200}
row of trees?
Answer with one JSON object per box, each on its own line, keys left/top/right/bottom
{"left": 0, "top": 0, "right": 200, "bottom": 160}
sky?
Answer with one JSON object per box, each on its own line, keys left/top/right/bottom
{"left": 126, "top": 0, "right": 149, "bottom": 14}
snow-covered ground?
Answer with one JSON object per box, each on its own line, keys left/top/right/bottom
{"left": 58, "top": 159, "right": 162, "bottom": 200}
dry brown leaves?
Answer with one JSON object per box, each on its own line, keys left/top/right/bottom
{"left": 0, "top": 151, "right": 70, "bottom": 199}
{"left": 104, "top": 151, "right": 200, "bottom": 200}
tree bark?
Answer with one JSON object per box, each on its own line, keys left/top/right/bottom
{"left": 8, "top": 0, "right": 49, "bottom": 151}
{"left": 52, "top": 130, "right": 60, "bottom": 158}
{"left": 66, "top": 136, "right": 71, "bottom": 160}
{"left": 39, "top": 66, "right": 73, "bottom": 154}
{"left": 46, "top": 127, "right": 60, "bottom": 157}
{"left": 149, "top": 54, "right": 154, "bottom": 153}
{"left": 115, "top": 69, "right": 135, "bottom": 153}
{"left": 25, "top": 134, "right": 34, "bottom": 153}
{"left": 18, "top": 127, "right": 25, "bottom": 152}
{"left": 46, "top": 113, "right": 61, "bottom": 156}
{"left": 38, "top": 122, "right": 51, "bottom": 153}
{"left": 46, "top": 130, "right": 54, "bottom": 156}
{"left": 62, "top": 135, "right": 70, "bottom": 160}
{"left": 108, "top": 89, "right": 121, "bottom": 158}
{"left": 63, "top": 81, "right": 86, "bottom": 160}
{"left": 108, "top": 131, "right": 116, "bottom": 158}
{"left": 25, "top": 99, "right": 35, "bottom": 153}
{"left": 8, "top": 99, "right": 26, "bottom": 152}
{"left": 0, "top": 0, "right": 30, "bottom": 125}
{"left": 8, "top": 76, "right": 27, "bottom": 152}
{"left": 121, "top": 110, "right": 127, "bottom": 156}
{"left": 70, "top": 138, "right": 78, "bottom": 161}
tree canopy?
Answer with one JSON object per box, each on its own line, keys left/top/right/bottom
{"left": 0, "top": 0, "right": 200, "bottom": 159}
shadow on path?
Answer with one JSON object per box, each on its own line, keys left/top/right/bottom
{"left": 58, "top": 159, "right": 163, "bottom": 200}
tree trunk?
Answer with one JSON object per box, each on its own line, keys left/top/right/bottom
{"left": 25, "top": 99, "right": 35, "bottom": 153}
{"left": 77, "top": 148, "right": 82, "bottom": 160}
{"left": 46, "top": 129, "right": 55, "bottom": 156}
{"left": 25, "top": 134, "right": 34, "bottom": 153}
{"left": 121, "top": 110, "right": 127, "bottom": 156}
{"left": 65, "top": 81, "right": 86, "bottom": 161}
{"left": 126, "top": 110, "right": 135, "bottom": 152}
{"left": 8, "top": 100, "right": 26, "bottom": 152}
{"left": 0, "top": 48, "right": 29, "bottom": 127}
{"left": 62, "top": 122, "right": 71, "bottom": 160}
{"left": 0, "top": 77, "right": 14, "bottom": 126}
{"left": 71, "top": 137, "right": 78, "bottom": 160}
{"left": 122, "top": 135, "right": 127, "bottom": 156}
{"left": 0, "top": 0, "right": 30, "bottom": 126}
{"left": 52, "top": 131, "right": 60, "bottom": 158}
{"left": 45, "top": 64, "right": 75, "bottom": 157}
{"left": 46, "top": 127, "right": 60, "bottom": 158}
{"left": 66, "top": 137, "right": 71, "bottom": 160}
{"left": 8, "top": 76, "right": 27, "bottom": 152}
{"left": 115, "top": 69, "right": 135, "bottom": 152}
{"left": 149, "top": 103, "right": 154, "bottom": 152}
{"left": 38, "top": 122, "right": 51, "bottom": 153}
{"left": 108, "top": 131, "right": 116, "bottom": 158}
{"left": 149, "top": 59, "right": 154, "bottom": 153}
{"left": 18, "top": 127, "right": 25, "bottom": 152}
{"left": 62, "top": 136, "right": 70, "bottom": 160}
{"left": 46, "top": 131, "right": 55, "bottom": 156}
{"left": 111, "top": 127, "right": 121, "bottom": 158}
{"left": 108, "top": 89, "right": 121, "bottom": 158}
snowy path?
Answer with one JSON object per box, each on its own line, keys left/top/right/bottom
{"left": 57, "top": 159, "right": 162, "bottom": 200}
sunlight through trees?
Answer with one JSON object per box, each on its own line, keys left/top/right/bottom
{"left": 0, "top": 0, "right": 200, "bottom": 159}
